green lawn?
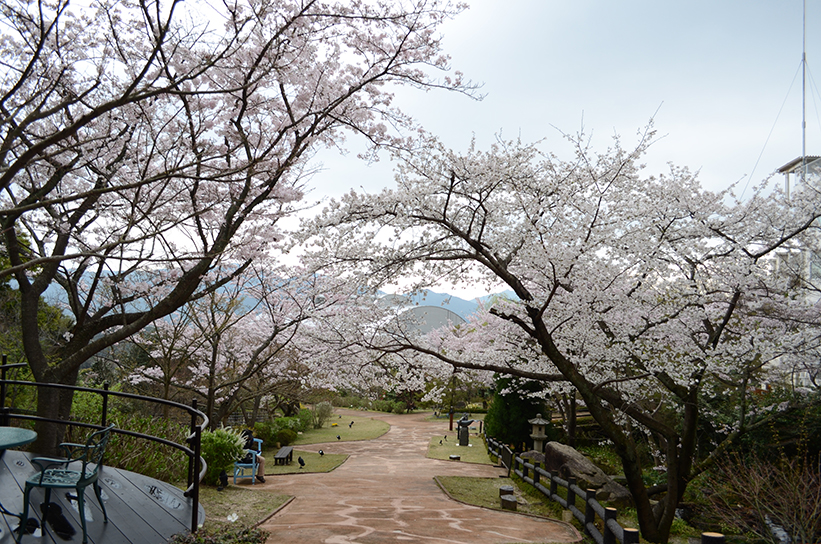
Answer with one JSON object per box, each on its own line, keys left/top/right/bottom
{"left": 427, "top": 432, "right": 492, "bottom": 464}
{"left": 251, "top": 412, "right": 389, "bottom": 474}
{"left": 262, "top": 449, "right": 347, "bottom": 475}
{"left": 291, "top": 413, "right": 390, "bottom": 445}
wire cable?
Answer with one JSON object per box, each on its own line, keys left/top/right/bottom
{"left": 742, "top": 61, "right": 802, "bottom": 199}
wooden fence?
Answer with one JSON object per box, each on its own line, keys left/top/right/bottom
{"left": 486, "top": 437, "right": 726, "bottom": 544}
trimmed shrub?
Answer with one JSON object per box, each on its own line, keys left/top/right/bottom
{"left": 201, "top": 427, "right": 244, "bottom": 485}
{"left": 252, "top": 421, "right": 278, "bottom": 445}
{"left": 371, "top": 399, "right": 395, "bottom": 413}
{"left": 254, "top": 416, "right": 307, "bottom": 446}
{"left": 331, "top": 395, "right": 367, "bottom": 409}
{"left": 276, "top": 416, "right": 301, "bottom": 432}
{"left": 276, "top": 428, "right": 297, "bottom": 446}
{"left": 484, "top": 376, "right": 550, "bottom": 450}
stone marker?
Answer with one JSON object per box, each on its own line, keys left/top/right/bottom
{"left": 457, "top": 414, "right": 474, "bottom": 446}
{"left": 500, "top": 494, "right": 517, "bottom": 511}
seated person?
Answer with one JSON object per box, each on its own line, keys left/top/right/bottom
{"left": 240, "top": 429, "right": 265, "bottom": 483}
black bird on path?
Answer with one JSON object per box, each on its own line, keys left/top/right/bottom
{"left": 336, "top": 435, "right": 341, "bottom": 441}
{"left": 298, "top": 456, "right": 305, "bottom": 469}
{"left": 318, "top": 449, "right": 324, "bottom": 456}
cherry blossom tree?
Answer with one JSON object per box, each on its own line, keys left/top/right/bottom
{"left": 0, "top": 0, "right": 471, "bottom": 453}
{"left": 127, "top": 262, "right": 350, "bottom": 427}
{"left": 300, "top": 129, "right": 821, "bottom": 542}
{"left": 122, "top": 302, "right": 204, "bottom": 413}
{"left": 292, "top": 286, "right": 485, "bottom": 404}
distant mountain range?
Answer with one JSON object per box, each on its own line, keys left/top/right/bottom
{"left": 39, "top": 270, "right": 512, "bottom": 322}
{"left": 400, "top": 289, "right": 516, "bottom": 320}
{"left": 375, "top": 289, "right": 517, "bottom": 334}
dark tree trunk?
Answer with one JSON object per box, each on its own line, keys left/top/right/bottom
{"left": 31, "top": 366, "right": 80, "bottom": 455}
{"left": 566, "top": 393, "right": 577, "bottom": 448}
{"left": 250, "top": 396, "right": 261, "bottom": 425}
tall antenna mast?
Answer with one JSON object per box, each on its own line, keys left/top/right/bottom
{"left": 803, "top": 0, "right": 807, "bottom": 181}
{"left": 789, "top": 0, "right": 808, "bottom": 199}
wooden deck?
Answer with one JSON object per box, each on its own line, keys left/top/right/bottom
{"left": 0, "top": 450, "right": 204, "bottom": 544}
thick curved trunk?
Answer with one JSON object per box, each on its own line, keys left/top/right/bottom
{"left": 528, "top": 310, "right": 682, "bottom": 543}
{"left": 31, "top": 367, "right": 79, "bottom": 455}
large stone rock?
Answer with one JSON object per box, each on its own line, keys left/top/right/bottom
{"left": 520, "top": 450, "right": 546, "bottom": 464}
{"left": 541, "top": 441, "right": 632, "bottom": 506}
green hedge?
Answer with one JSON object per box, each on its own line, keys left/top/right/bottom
{"left": 252, "top": 409, "right": 313, "bottom": 446}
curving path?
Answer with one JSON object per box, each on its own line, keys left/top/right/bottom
{"left": 254, "top": 410, "right": 580, "bottom": 544}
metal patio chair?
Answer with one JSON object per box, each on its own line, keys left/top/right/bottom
{"left": 16, "top": 424, "right": 115, "bottom": 544}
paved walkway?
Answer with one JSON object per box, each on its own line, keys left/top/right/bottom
{"left": 254, "top": 410, "right": 581, "bottom": 544}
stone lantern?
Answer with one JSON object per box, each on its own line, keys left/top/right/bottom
{"left": 528, "top": 413, "right": 550, "bottom": 453}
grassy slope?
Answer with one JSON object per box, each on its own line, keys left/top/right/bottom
{"left": 434, "top": 475, "right": 564, "bottom": 519}
{"left": 197, "top": 485, "right": 290, "bottom": 532}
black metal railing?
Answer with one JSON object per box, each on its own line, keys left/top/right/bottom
{"left": 0, "top": 359, "right": 209, "bottom": 534}
{"left": 486, "top": 436, "right": 726, "bottom": 544}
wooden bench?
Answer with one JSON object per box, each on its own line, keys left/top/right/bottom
{"left": 274, "top": 446, "right": 293, "bottom": 465}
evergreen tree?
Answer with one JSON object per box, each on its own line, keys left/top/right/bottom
{"left": 484, "top": 376, "right": 551, "bottom": 450}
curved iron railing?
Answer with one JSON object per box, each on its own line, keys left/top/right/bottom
{"left": 0, "top": 360, "right": 209, "bottom": 534}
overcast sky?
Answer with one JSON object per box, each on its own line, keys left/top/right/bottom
{"left": 300, "top": 1, "right": 821, "bottom": 298}
{"left": 309, "top": 0, "right": 821, "bottom": 203}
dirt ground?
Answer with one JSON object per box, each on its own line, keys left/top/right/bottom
{"left": 254, "top": 409, "right": 581, "bottom": 544}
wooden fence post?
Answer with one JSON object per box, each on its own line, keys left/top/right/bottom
{"left": 584, "top": 489, "right": 596, "bottom": 535}
{"left": 702, "top": 532, "right": 725, "bottom": 544}
{"left": 567, "top": 476, "right": 576, "bottom": 509}
{"left": 623, "top": 528, "right": 640, "bottom": 544}
{"left": 485, "top": 436, "right": 641, "bottom": 544}
{"left": 603, "top": 507, "right": 617, "bottom": 544}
